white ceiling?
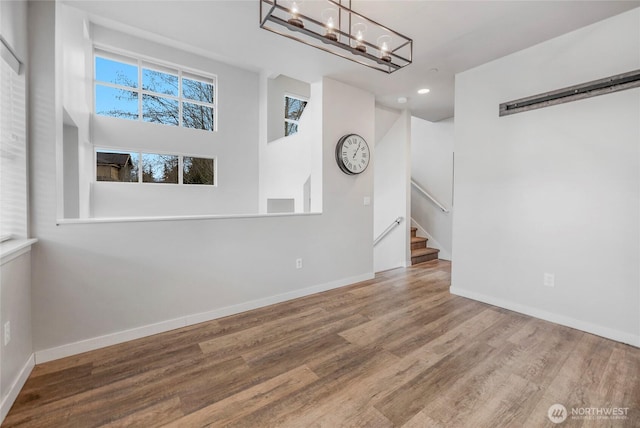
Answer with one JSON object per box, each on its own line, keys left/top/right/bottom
{"left": 66, "top": 0, "right": 639, "bottom": 121}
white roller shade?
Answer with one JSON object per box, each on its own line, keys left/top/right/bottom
{"left": 0, "top": 49, "right": 28, "bottom": 240}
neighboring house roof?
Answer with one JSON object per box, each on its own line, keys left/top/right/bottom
{"left": 97, "top": 152, "right": 131, "bottom": 168}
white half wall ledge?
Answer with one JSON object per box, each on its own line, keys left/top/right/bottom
{"left": 55, "top": 212, "right": 322, "bottom": 226}
{"left": 0, "top": 354, "right": 34, "bottom": 424}
{"left": 0, "top": 238, "right": 37, "bottom": 265}
{"left": 34, "top": 271, "right": 375, "bottom": 364}
{"left": 450, "top": 287, "right": 640, "bottom": 348}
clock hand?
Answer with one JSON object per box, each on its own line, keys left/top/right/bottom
{"left": 353, "top": 142, "right": 361, "bottom": 159}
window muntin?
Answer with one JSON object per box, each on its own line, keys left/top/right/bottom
{"left": 94, "top": 50, "right": 217, "bottom": 131}
{"left": 95, "top": 149, "right": 215, "bottom": 186}
{"left": 284, "top": 95, "right": 308, "bottom": 136}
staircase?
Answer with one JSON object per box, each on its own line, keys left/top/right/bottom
{"left": 410, "top": 227, "right": 439, "bottom": 265}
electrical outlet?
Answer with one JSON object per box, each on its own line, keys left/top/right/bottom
{"left": 4, "top": 321, "right": 10, "bottom": 346}
{"left": 296, "top": 258, "right": 303, "bottom": 269}
{"left": 544, "top": 273, "right": 555, "bottom": 288}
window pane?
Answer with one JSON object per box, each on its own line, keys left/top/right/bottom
{"left": 143, "top": 69, "right": 178, "bottom": 96}
{"left": 183, "top": 157, "right": 214, "bottom": 185}
{"left": 142, "top": 153, "right": 178, "bottom": 183}
{"left": 285, "top": 121, "right": 298, "bottom": 136}
{"left": 142, "top": 94, "right": 179, "bottom": 126}
{"left": 95, "top": 56, "right": 138, "bottom": 88}
{"left": 285, "top": 96, "right": 307, "bottom": 121}
{"left": 96, "top": 151, "right": 139, "bottom": 182}
{"left": 95, "top": 85, "right": 139, "bottom": 120}
{"left": 183, "top": 102, "right": 214, "bottom": 131}
{"left": 182, "top": 77, "right": 214, "bottom": 103}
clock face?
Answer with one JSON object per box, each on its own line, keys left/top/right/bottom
{"left": 336, "top": 134, "right": 370, "bottom": 175}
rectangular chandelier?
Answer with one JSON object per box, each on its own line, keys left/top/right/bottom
{"left": 259, "top": 0, "right": 413, "bottom": 74}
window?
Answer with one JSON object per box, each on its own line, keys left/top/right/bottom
{"left": 94, "top": 50, "right": 216, "bottom": 131}
{"left": 0, "top": 43, "right": 27, "bottom": 240}
{"left": 284, "top": 95, "right": 307, "bottom": 136}
{"left": 96, "top": 150, "right": 215, "bottom": 185}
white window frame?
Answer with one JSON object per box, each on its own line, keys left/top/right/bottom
{"left": 93, "top": 47, "right": 218, "bottom": 131}
{"left": 284, "top": 94, "right": 308, "bottom": 137}
{"left": 95, "top": 148, "right": 217, "bottom": 186}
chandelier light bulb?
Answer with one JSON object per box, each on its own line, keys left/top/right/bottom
{"left": 288, "top": 1, "right": 304, "bottom": 28}
{"left": 377, "top": 35, "right": 392, "bottom": 62}
{"left": 322, "top": 8, "right": 339, "bottom": 41}
{"left": 353, "top": 23, "right": 367, "bottom": 53}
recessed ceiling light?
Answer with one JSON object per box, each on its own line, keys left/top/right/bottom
{"left": 397, "top": 96, "right": 408, "bottom": 104}
{"left": 417, "top": 88, "right": 430, "bottom": 95}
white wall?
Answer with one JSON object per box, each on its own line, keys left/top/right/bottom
{"left": 62, "top": 123, "right": 80, "bottom": 218}
{"left": 411, "top": 116, "right": 454, "bottom": 260}
{"left": 58, "top": 4, "right": 92, "bottom": 219}
{"left": 0, "top": 1, "right": 28, "bottom": 63}
{"left": 374, "top": 106, "right": 411, "bottom": 272}
{"left": 1, "top": 251, "right": 34, "bottom": 422}
{"left": 267, "top": 74, "right": 310, "bottom": 143}
{"left": 259, "top": 74, "right": 316, "bottom": 214}
{"left": 452, "top": 8, "right": 640, "bottom": 346}
{"left": 30, "top": 0, "right": 374, "bottom": 359}
{"left": 259, "top": 104, "right": 316, "bottom": 214}
{"left": 0, "top": 2, "right": 33, "bottom": 423}
{"left": 58, "top": 7, "right": 261, "bottom": 218}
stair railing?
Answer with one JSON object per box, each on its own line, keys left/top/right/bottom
{"left": 374, "top": 217, "right": 404, "bottom": 246}
{"left": 411, "top": 180, "right": 449, "bottom": 213}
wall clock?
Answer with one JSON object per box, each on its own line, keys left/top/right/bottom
{"left": 335, "top": 134, "right": 370, "bottom": 175}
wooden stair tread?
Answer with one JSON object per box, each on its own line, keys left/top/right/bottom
{"left": 411, "top": 247, "right": 439, "bottom": 257}
{"left": 409, "top": 227, "right": 438, "bottom": 264}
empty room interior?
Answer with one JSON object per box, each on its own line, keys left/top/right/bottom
{"left": 1, "top": 0, "right": 639, "bottom": 426}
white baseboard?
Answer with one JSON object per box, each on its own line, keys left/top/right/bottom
{"left": 35, "top": 272, "right": 375, "bottom": 364}
{"left": 450, "top": 287, "right": 640, "bottom": 348}
{"left": 1, "top": 354, "right": 35, "bottom": 424}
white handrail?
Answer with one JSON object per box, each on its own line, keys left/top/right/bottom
{"left": 411, "top": 180, "right": 449, "bottom": 213}
{"left": 374, "top": 217, "right": 403, "bottom": 246}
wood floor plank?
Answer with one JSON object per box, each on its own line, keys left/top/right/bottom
{"left": 273, "top": 347, "right": 442, "bottom": 427}
{"left": 337, "top": 292, "right": 453, "bottom": 347}
{"left": 198, "top": 307, "right": 327, "bottom": 356}
{"left": 401, "top": 411, "right": 446, "bottom": 428}
{"left": 227, "top": 350, "right": 399, "bottom": 428}
{"left": 241, "top": 314, "right": 367, "bottom": 366}
{"left": 101, "top": 397, "right": 184, "bottom": 428}
{"left": 161, "top": 365, "right": 319, "bottom": 427}
{"left": 4, "top": 260, "right": 639, "bottom": 428}
{"left": 374, "top": 340, "right": 511, "bottom": 426}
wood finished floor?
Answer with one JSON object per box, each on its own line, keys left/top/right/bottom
{"left": 4, "top": 260, "right": 639, "bottom": 427}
